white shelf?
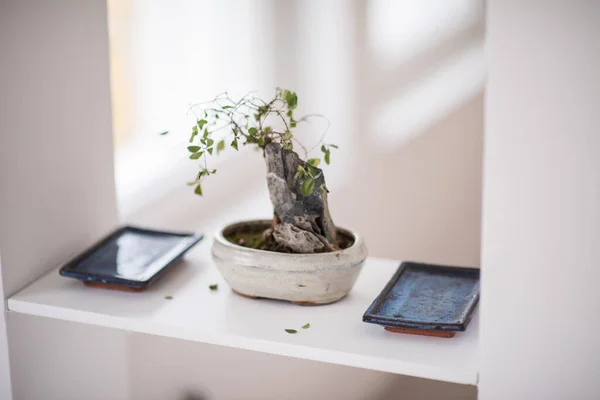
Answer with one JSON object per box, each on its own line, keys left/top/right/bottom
{"left": 7, "top": 239, "right": 479, "bottom": 385}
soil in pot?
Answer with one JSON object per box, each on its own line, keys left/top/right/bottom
{"left": 224, "top": 221, "right": 355, "bottom": 254}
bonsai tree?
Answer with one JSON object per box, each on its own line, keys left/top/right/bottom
{"left": 161, "top": 88, "right": 341, "bottom": 254}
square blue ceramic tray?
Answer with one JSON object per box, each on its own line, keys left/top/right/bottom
{"left": 363, "top": 262, "right": 480, "bottom": 337}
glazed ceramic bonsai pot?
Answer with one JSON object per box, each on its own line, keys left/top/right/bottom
{"left": 212, "top": 220, "right": 368, "bottom": 305}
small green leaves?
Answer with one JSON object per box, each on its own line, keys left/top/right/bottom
{"left": 190, "top": 126, "right": 199, "bottom": 142}
{"left": 320, "top": 144, "right": 337, "bottom": 165}
{"left": 283, "top": 90, "right": 298, "bottom": 110}
{"left": 285, "top": 323, "right": 310, "bottom": 334}
{"left": 197, "top": 119, "right": 208, "bottom": 129}
{"left": 301, "top": 178, "right": 315, "bottom": 196}
{"left": 307, "top": 158, "right": 320, "bottom": 168}
{"left": 165, "top": 295, "right": 173, "bottom": 300}
{"left": 161, "top": 89, "right": 336, "bottom": 200}
{"left": 209, "top": 284, "right": 218, "bottom": 291}
{"left": 187, "top": 171, "right": 203, "bottom": 186}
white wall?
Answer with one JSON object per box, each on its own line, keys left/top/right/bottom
{"left": 480, "top": 1, "right": 600, "bottom": 399}
{"left": 0, "top": 1, "right": 119, "bottom": 399}
{"left": 0, "top": 0, "right": 119, "bottom": 297}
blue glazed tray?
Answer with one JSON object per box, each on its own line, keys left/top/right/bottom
{"left": 363, "top": 262, "right": 480, "bottom": 337}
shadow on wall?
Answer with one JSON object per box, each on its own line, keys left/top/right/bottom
{"left": 128, "top": 331, "right": 475, "bottom": 400}
{"left": 331, "top": 91, "right": 483, "bottom": 266}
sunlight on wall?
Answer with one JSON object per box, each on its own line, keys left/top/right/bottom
{"left": 367, "top": 0, "right": 484, "bottom": 149}
{"left": 107, "top": 0, "right": 134, "bottom": 148}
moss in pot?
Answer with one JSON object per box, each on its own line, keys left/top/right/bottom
{"left": 162, "top": 89, "right": 368, "bottom": 304}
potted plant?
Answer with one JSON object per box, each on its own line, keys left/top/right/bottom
{"left": 161, "top": 89, "right": 367, "bottom": 304}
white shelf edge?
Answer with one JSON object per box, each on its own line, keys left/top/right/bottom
{"left": 7, "top": 296, "right": 476, "bottom": 385}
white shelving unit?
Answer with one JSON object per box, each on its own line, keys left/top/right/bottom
{"left": 8, "top": 239, "right": 479, "bottom": 386}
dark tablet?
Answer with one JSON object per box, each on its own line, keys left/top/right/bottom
{"left": 59, "top": 226, "right": 203, "bottom": 290}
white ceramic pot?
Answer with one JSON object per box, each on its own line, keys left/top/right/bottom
{"left": 212, "top": 220, "right": 368, "bottom": 305}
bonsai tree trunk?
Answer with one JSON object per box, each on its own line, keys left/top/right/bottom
{"left": 264, "top": 143, "right": 337, "bottom": 253}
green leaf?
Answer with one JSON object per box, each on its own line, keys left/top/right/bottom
{"left": 187, "top": 146, "right": 201, "bottom": 153}
{"left": 283, "top": 132, "right": 293, "bottom": 141}
{"left": 283, "top": 142, "right": 293, "bottom": 150}
{"left": 330, "top": 144, "right": 339, "bottom": 149}
{"left": 217, "top": 140, "right": 225, "bottom": 153}
{"left": 290, "top": 120, "right": 297, "bottom": 128}
{"left": 209, "top": 284, "right": 218, "bottom": 291}
{"left": 207, "top": 147, "right": 213, "bottom": 155}
{"left": 190, "top": 126, "right": 199, "bottom": 142}
{"left": 197, "top": 119, "right": 208, "bottom": 129}
{"left": 187, "top": 171, "right": 203, "bottom": 186}
{"left": 258, "top": 136, "right": 265, "bottom": 146}
{"left": 222, "top": 105, "right": 233, "bottom": 109}
{"left": 283, "top": 90, "right": 298, "bottom": 110}
{"left": 189, "top": 152, "right": 203, "bottom": 160}
{"left": 302, "top": 323, "right": 310, "bottom": 329}
{"left": 159, "top": 131, "right": 169, "bottom": 135}
{"left": 203, "top": 128, "right": 209, "bottom": 140}
{"left": 285, "top": 329, "right": 297, "bottom": 334}
{"left": 215, "top": 114, "right": 220, "bottom": 119}
{"left": 231, "top": 138, "right": 239, "bottom": 150}
{"left": 206, "top": 138, "right": 214, "bottom": 147}
{"left": 324, "top": 150, "right": 330, "bottom": 165}
{"left": 248, "top": 127, "right": 257, "bottom": 135}
{"left": 210, "top": 169, "right": 217, "bottom": 174}
{"left": 321, "top": 145, "right": 327, "bottom": 153}
{"left": 194, "top": 184, "right": 203, "bottom": 196}
{"left": 301, "top": 178, "right": 315, "bottom": 196}
{"left": 165, "top": 295, "right": 173, "bottom": 300}
{"left": 307, "top": 158, "right": 320, "bottom": 168}
{"left": 264, "top": 126, "right": 272, "bottom": 133}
